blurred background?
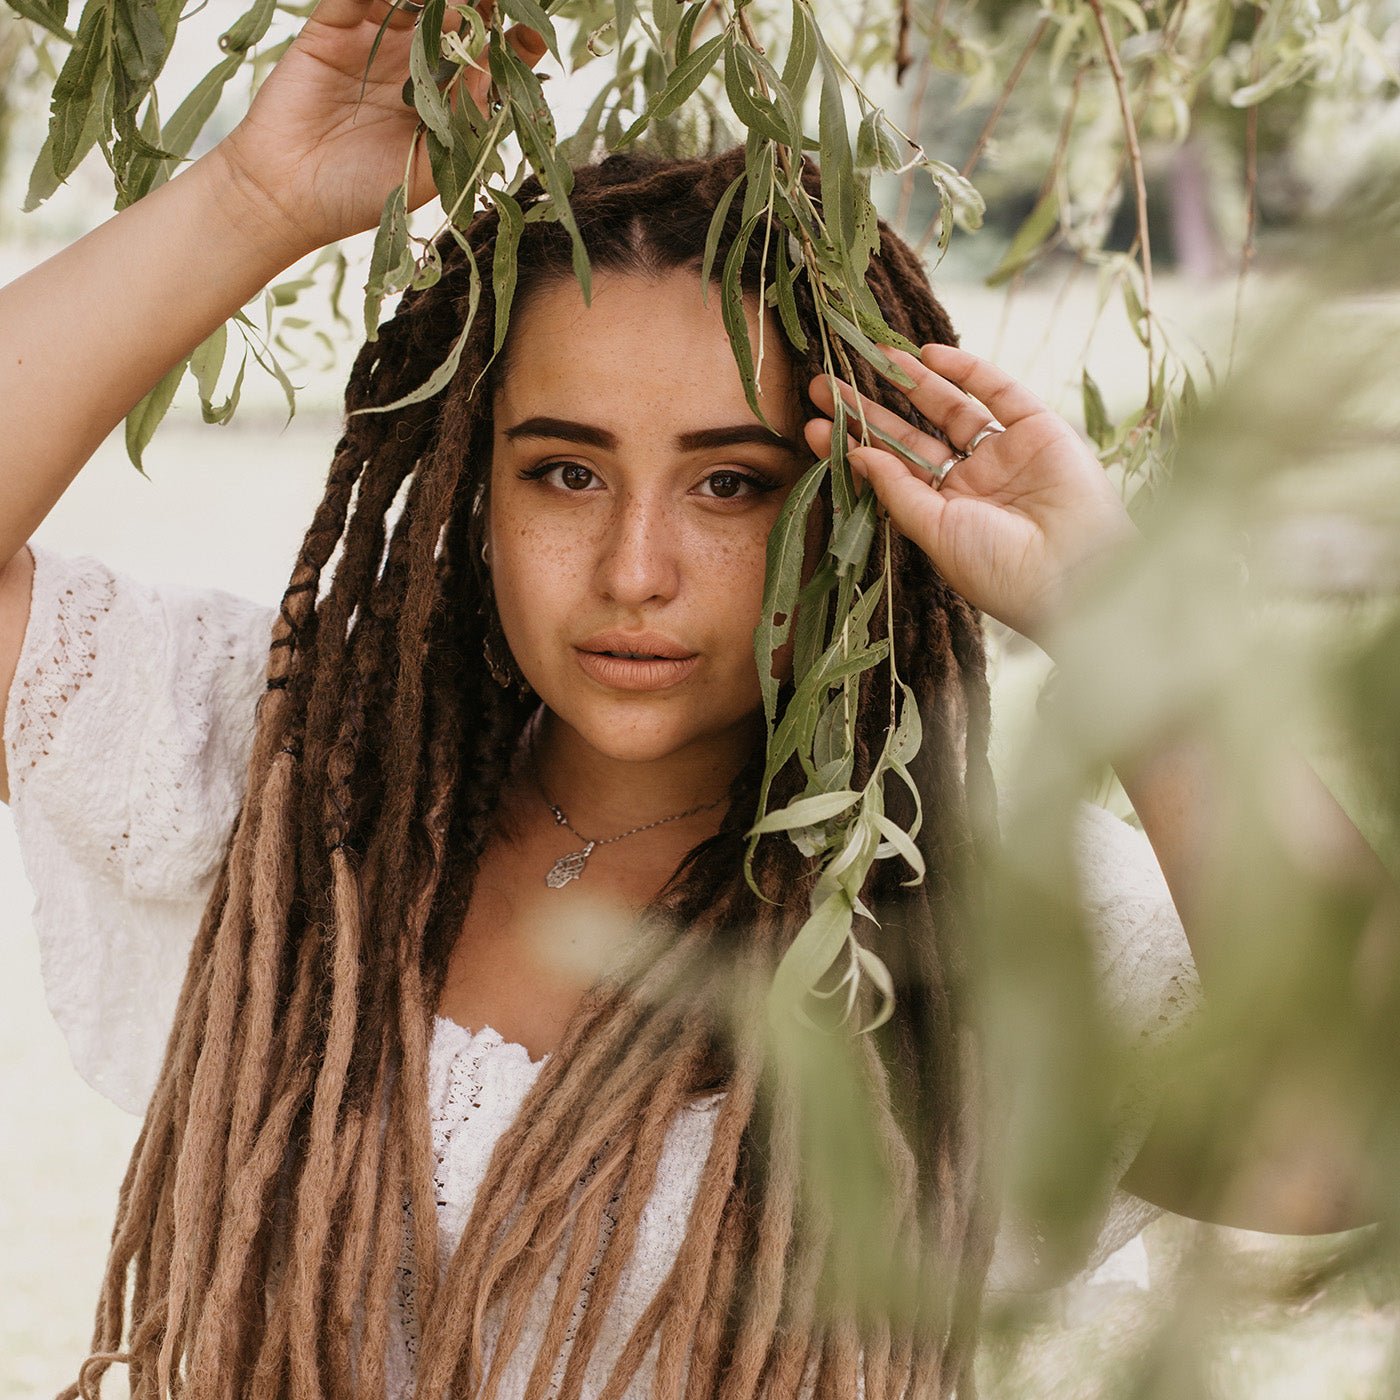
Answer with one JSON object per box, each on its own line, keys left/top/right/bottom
{"left": 2, "top": 0, "right": 1399, "bottom": 1395}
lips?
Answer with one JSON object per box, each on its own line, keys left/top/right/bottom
{"left": 576, "top": 631, "right": 699, "bottom": 691}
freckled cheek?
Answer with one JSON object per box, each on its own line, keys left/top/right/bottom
{"left": 491, "top": 515, "right": 593, "bottom": 649}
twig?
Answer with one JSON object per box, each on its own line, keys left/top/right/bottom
{"left": 1086, "top": 0, "right": 1154, "bottom": 396}
{"left": 895, "top": 0, "right": 914, "bottom": 83}
{"left": 895, "top": 55, "right": 932, "bottom": 234}
{"left": 960, "top": 15, "right": 1049, "bottom": 180}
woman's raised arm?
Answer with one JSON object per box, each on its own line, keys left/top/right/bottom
{"left": 0, "top": 0, "right": 542, "bottom": 802}
{"left": 805, "top": 344, "right": 1394, "bottom": 1234}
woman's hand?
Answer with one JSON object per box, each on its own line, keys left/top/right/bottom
{"left": 216, "top": 0, "right": 545, "bottom": 259}
{"left": 805, "top": 343, "right": 1137, "bottom": 648}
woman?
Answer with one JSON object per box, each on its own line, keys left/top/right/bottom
{"left": 0, "top": 2, "right": 1375, "bottom": 1397}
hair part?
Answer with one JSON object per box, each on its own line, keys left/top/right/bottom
{"left": 70, "top": 148, "right": 996, "bottom": 1400}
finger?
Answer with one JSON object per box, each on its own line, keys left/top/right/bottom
{"left": 807, "top": 374, "right": 958, "bottom": 479}
{"left": 913, "top": 343, "right": 1049, "bottom": 429}
{"left": 872, "top": 346, "right": 1014, "bottom": 456}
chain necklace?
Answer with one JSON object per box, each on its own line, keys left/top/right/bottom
{"left": 538, "top": 789, "right": 724, "bottom": 889}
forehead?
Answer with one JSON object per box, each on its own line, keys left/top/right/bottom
{"left": 493, "top": 268, "right": 799, "bottom": 440}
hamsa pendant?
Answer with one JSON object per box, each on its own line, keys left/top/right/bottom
{"left": 546, "top": 841, "right": 596, "bottom": 888}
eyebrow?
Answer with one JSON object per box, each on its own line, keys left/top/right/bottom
{"left": 503, "top": 415, "right": 803, "bottom": 457}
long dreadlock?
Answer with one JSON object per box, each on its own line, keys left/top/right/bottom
{"left": 67, "top": 147, "right": 998, "bottom": 1400}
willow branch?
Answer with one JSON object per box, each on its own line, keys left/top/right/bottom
{"left": 896, "top": 54, "right": 932, "bottom": 232}
{"left": 1086, "top": 0, "right": 1154, "bottom": 394}
{"left": 960, "top": 15, "right": 1049, "bottom": 180}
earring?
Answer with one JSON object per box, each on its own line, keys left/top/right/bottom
{"left": 480, "top": 601, "right": 533, "bottom": 699}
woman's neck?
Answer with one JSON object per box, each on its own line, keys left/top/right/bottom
{"left": 526, "top": 709, "right": 752, "bottom": 838}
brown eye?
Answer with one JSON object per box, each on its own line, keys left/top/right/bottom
{"left": 559, "top": 463, "right": 595, "bottom": 490}
{"left": 701, "top": 471, "right": 748, "bottom": 499}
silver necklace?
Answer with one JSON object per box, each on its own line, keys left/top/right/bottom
{"left": 540, "top": 791, "right": 724, "bottom": 888}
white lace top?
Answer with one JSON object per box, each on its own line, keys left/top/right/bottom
{"left": 5, "top": 546, "right": 1200, "bottom": 1394}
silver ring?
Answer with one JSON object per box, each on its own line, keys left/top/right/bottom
{"left": 931, "top": 450, "right": 964, "bottom": 486}
{"left": 395, "top": 0, "right": 426, "bottom": 12}
{"left": 963, "top": 422, "right": 1005, "bottom": 454}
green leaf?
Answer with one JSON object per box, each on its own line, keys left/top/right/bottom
{"left": 497, "top": 0, "right": 561, "bottom": 62}
{"left": 159, "top": 53, "right": 243, "bottom": 161}
{"left": 493, "top": 34, "right": 592, "bottom": 302}
{"left": 829, "top": 484, "right": 876, "bottom": 576}
{"left": 363, "top": 182, "right": 410, "bottom": 340}
{"left": 490, "top": 188, "right": 524, "bottom": 354}
{"left": 987, "top": 187, "right": 1059, "bottom": 287}
{"left": 754, "top": 454, "right": 828, "bottom": 722}
{"left": 780, "top": 0, "right": 817, "bottom": 111}
{"left": 359, "top": 246, "right": 482, "bottom": 414}
{"left": 674, "top": 0, "right": 707, "bottom": 61}
{"left": 750, "top": 788, "right": 861, "bottom": 836}
{"left": 871, "top": 812, "right": 926, "bottom": 882}
{"left": 125, "top": 357, "right": 188, "bottom": 473}
{"left": 818, "top": 302, "right": 914, "bottom": 388}
{"left": 617, "top": 31, "right": 724, "bottom": 145}
{"left": 769, "top": 888, "right": 854, "bottom": 1020}
{"left": 190, "top": 322, "right": 227, "bottom": 406}
{"left": 1082, "top": 369, "right": 1111, "bottom": 449}
{"left": 408, "top": 0, "right": 455, "bottom": 146}
{"left": 719, "top": 213, "right": 765, "bottom": 424}
{"left": 7, "top": 0, "right": 73, "bottom": 43}
{"left": 724, "top": 36, "right": 790, "bottom": 146}
{"left": 815, "top": 31, "right": 856, "bottom": 251}
{"left": 700, "top": 171, "right": 745, "bottom": 298}
{"left": 219, "top": 0, "right": 276, "bottom": 55}
{"left": 772, "top": 229, "right": 808, "bottom": 351}
{"left": 48, "top": 1, "right": 109, "bottom": 179}
{"left": 855, "top": 108, "right": 902, "bottom": 172}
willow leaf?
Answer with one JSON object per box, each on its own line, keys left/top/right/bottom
{"left": 360, "top": 248, "right": 482, "bottom": 414}
{"left": 490, "top": 188, "right": 524, "bottom": 354}
{"left": 830, "top": 485, "right": 876, "bottom": 576}
{"left": 771, "top": 211, "right": 809, "bottom": 351}
{"left": 49, "top": 1, "right": 108, "bottom": 179}
{"left": 781, "top": 0, "right": 817, "bottom": 110}
{"left": 750, "top": 788, "right": 861, "bottom": 836}
{"left": 8, "top": 0, "right": 72, "bottom": 43}
{"left": 725, "top": 37, "right": 790, "bottom": 146}
{"left": 854, "top": 944, "right": 895, "bottom": 1032}
{"left": 792, "top": 557, "right": 835, "bottom": 680}
{"left": 409, "top": 0, "right": 454, "bottom": 146}
{"left": 814, "top": 33, "right": 855, "bottom": 251}
{"left": 160, "top": 53, "right": 242, "bottom": 161}
{"left": 651, "top": 0, "right": 681, "bottom": 39}
{"left": 719, "top": 213, "right": 765, "bottom": 423}
{"left": 190, "top": 322, "right": 227, "bottom": 406}
{"left": 700, "top": 171, "right": 745, "bottom": 298}
{"left": 674, "top": 0, "right": 707, "bottom": 60}
{"left": 125, "top": 357, "right": 188, "bottom": 474}
{"left": 493, "top": 36, "right": 591, "bottom": 302}
{"left": 617, "top": 31, "right": 724, "bottom": 145}
{"left": 987, "top": 186, "right": 1059, "bottom": 287}
{"left": 363, "top": 182, "right": 409, "bottom": 340}
{"left": 819, "top": 302, "right": 914, "bottom": 388}
{"left": 219, "top": 0, "right": 276, "bottom": 55}
{"left": 871, "top": 813, "right": 926, "bottom": 883}
{"left": 497, "top": 0, "right": 561, "bottom": 62}
{"left": 769, "top": 888, "right": 853, "bottom": 1022}
{"left": 755, "top": 455, "right": 828, "bottom": 723}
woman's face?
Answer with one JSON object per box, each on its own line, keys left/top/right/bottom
{"left": 489, "top": 267, "right": 808, "bottom": 776}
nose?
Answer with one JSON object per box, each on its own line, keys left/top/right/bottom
{"left": 594, "top": 490, "right": 681, "bottom": 607}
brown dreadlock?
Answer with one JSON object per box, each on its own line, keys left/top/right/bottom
{"left": 66, "top": 148, "right": 998, "bottom": 1400}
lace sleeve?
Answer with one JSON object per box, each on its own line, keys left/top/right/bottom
{"left": 4, "top": 545, "right": 276, "bottom": 1112}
